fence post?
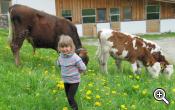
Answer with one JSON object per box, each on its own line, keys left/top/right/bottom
{"left": 0, "top": 14, "right": 8, "bottom": 29}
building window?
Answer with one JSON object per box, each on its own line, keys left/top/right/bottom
{"left": 62, "top": 10, "right": 72, "bottom": 21}
{"left": 147, "top": 5, "right": 160, "bottom": 20}
{"left": 82, "top": 9, "right": 96, "bottom": 23}
{"left": 1, "top": 0, "right": 10, "bottom": 14}
{"left": 110, "top": 8, "right": 120, "bottom": 22}
{"left": 123, "top": 7, "right": 132, "bottom": 21}
{"left": 97, "top": 8, "right": 106, "bottom": 23}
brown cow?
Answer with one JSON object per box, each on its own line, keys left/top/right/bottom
{"left": 97, "top": 29, "right": 173, "bottom": 78}
{"left": 8, "top": 4, "right": 88, "bottom": 65}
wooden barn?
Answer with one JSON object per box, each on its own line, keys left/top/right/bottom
{"left": 55, "top": 0, "right": 175, "bottom": 36}
{"left": 0, "top": 0, "right": 175, "bottom": 36}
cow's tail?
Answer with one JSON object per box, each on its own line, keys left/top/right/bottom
{"left": 7, "top": 11, "right": 13, "bottom": 44}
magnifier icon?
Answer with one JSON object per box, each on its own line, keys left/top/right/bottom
{"left": 153, "top": 88, "right": 169, "bottom": 105}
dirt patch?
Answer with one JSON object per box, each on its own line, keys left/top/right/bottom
{"left": 153, "top": 38, "right": 175, "bottom": 64}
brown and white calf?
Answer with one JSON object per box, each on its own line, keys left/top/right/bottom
{"left": 140, "top": 38, "right": 174, "bottom": 78}
{"left": 97, "top": 29, "right": 173, "bottom": 78}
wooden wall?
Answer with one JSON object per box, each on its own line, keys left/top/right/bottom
{"left": 55, "top": 0, "right": 175, "bottom": 36}
{"left": 161, "top": 2, "right": 175, "bottom": 19}
{"left": 56, "top": 0, "right": 121, "bottom": 24}
{"left": 56, "top": 0, "right": 175, "bottom": 23}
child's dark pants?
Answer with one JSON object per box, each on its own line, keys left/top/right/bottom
{"left": 64, "top": 83, "right": 79, "bottom": 110}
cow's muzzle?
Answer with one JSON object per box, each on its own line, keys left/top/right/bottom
{"left": 76, "top": 48, "right": 89, "bottom": 65}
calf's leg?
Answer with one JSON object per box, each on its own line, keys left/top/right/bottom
{"left": 99, "top": 51, "right": 109, "bottom": 74}
{"left": 115, "top": 58, "right": 122, "bottom": 71}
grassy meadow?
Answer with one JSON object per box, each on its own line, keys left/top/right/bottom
{"left": 0, "top": 28, "right": 175, "bottom": 110}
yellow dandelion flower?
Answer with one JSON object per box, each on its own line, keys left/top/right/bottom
{"left": 53, "top": 89, "right": 57, "bottom": 94}
{"left": 59, "top": 81, "right": 64, "bottom": 84}
{"left": 123, "top": 92, "right": 128, "bottom": 96}
{"left": 142, "top": 89, "right": 147, "bottom": 96}
{"left": 63, "top": 107, "right": 68, "bottom": 110}
{"left": 88, "top": 83, "right": 93, "bottom": 87}
{"left": 57, "top": 81, "right": 64, "bottom": 89}
{"left": 112, "top": 91, "right": 116, "bottom": 94}
{"left": 58, "top": 84, "right": 64, "bottom": 89}
{"left": 96, "top": 95, "right": 101, "bottom": 99}
{"left": 85, "top": 95, "right": 91, "bottom": 100}
{"left": 171, "top": 100, "right": 174, "bottom": 104}
{"left": 129, "top": 75, "right": 133, "bottom": 79}
{"left": 86, "top": 90, "right": 92, "bottom": 95}
{"left": 135, "top": 75, "right": 140, "bottom": 80}
{"left": 120, "top": 104, "right": 127, "bottom": 110}
{"left": 44, "top": 70, "right": 48, "bottom": 75}
{"left": 172, "top": 88, "right": 175, "bottom": 93}
{"left": 132, "top": 85, "right": 140, "bottom": 90}
{"left": 95, "top": 101, "right": 101, "bottom": 106}
{"left": 131, "top": 104, "right": 136, "bottom": 109}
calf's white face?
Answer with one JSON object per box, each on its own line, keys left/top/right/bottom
{"left": 147, "top": 62, "right": 161, "bottom": 78}
{"left": 164, "top": 65, "right": 174, "bottom": 78}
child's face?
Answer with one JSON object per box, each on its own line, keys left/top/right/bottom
{"left": 59, "top": 46, "right": 72, "bottom": 54}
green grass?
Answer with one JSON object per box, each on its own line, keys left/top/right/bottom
{"left": 141, "top": 32, "right": 175, "bottom": 40}
{"left": 0, "top": 29, "right": 175, "bottom": 110}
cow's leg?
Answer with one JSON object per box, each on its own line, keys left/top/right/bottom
{"left": 131, "top": 61, "right": 139, "bottom": 74}
{"left": 136, "top": 61, "right": 143, "bottom": 74}
{"left": 10, "top": 42, "right": 23, "bottom": 65}
{"left": 98, "top": 46, "right": 109, "bottom": 73}
{"left": 10, "top": 43, "right": 20, "bottom": 65}
{"left": 115, "top": 58, "right": 122, "bottom": 70}
{"left": 33, "top": 47, "right": 36, "bottom": 55}
{"left": 99, "top": 50, "right": 109, "bottom": 74}
{"left": 10, "top": 31, "right": 26, "bottom": 65}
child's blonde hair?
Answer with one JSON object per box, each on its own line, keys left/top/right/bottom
{"left": 58, "top": 35, "right": 75, "bottom": 51}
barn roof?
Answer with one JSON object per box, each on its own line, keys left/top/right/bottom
{"left": 155, "top": 0, "right": 175, "bottom": 3}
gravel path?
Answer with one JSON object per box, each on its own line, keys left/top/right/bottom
{"left": 82, "top": 38, "right": 175, "bottom": 64}
{"left": 153, "top": 38, "right": 175, "bottom": 64}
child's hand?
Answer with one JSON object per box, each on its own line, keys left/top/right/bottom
{"left": 79, "top": 69, "right": 85, "bottom": 73}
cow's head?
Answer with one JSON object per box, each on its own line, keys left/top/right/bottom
{"left": 76, "top": 48, "right": 89, "bottom": 65}
{"left": 147, "top": 62, "right": 161, "bottom": 78}
{"left": 163, "top": 65, "right": 174, "bottom": 79}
